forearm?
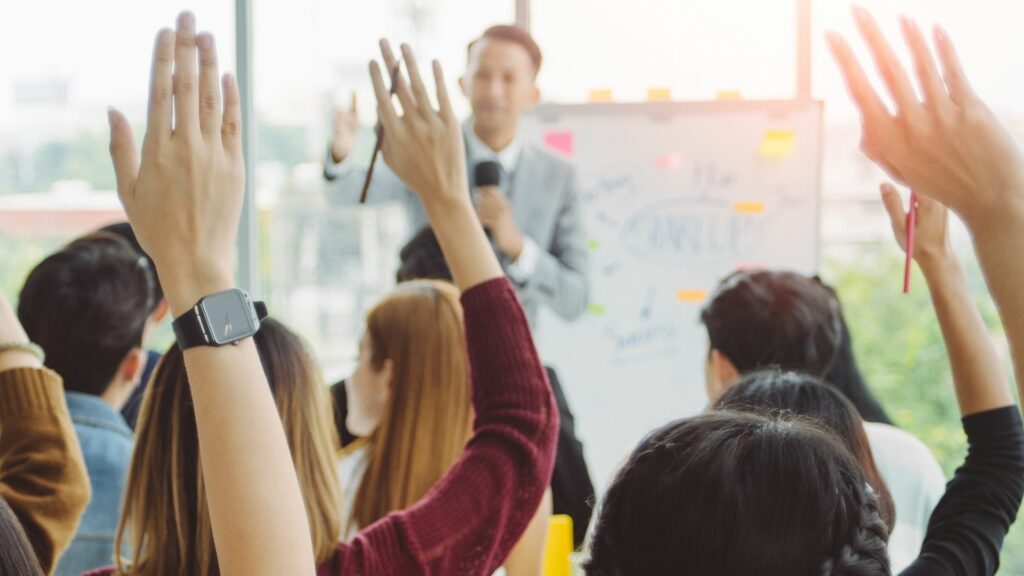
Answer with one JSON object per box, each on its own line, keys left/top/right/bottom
{"left": 920, "top": 253, "right": 1014, "bottom": 415}
{"left": 965, "top": 201, "right": 1024, "bottom": 400}
{"left": 166, "top": 276, "right": 315, "bottom": 576}
{"left": 425, "top": 197, "right": 504, "bottom": 291}
{"left": 0, "top": 367, "right": 90, "bottom": 573}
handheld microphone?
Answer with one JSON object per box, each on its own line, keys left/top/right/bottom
{"left": 474, "top": 160, "right": 502, "bottom": 189}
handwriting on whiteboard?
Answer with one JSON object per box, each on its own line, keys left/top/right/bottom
{"left": 620, "top": 197, "right": 764, "bottom": 264}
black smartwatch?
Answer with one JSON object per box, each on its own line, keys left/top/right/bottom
{"left": 172, "top": 288, "right": 269, "bottom": 350}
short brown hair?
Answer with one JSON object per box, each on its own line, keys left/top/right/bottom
{"left": 467, "top": 25, "right": 542, "bottom": 76}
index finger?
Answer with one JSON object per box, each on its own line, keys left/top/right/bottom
{"left": 433, "top": 60, "right": 456, "bottom": 122}
{"left": 146, "top": 28, "right": 176, "bottom": 138}
{"left": 379, "top": 39, "right": 416, "bottom": 113}
{"left": 826, "top": 31, "right": 890, "bottom": 124}
{"left": 853, "top": 7, "right": 921, "bottom": 116}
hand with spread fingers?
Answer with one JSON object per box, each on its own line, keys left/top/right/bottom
{"left": 369, "top": 41, "right": 468, "bottom": 210}
{"left": 827, "top": 7, "right": 1024, "bottom": 226}
{"left": 107, "top": 13, "right": 243, "bottom": 317}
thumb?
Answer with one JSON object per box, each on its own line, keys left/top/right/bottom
{"left": 880, "top": 182, "right": 908, "bottom": 249}
{"left": 108, "top": 107, "right": 139, "bottom": 204}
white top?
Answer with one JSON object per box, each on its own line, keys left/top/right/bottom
{"left": 864, "top": 422, "right": 947, "bottom": 572}
{"left": 337, "top": 442, "right": 370, "bottom": 540}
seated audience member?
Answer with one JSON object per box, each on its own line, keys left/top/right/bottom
{"left": 341, "top": 278, "right": 551, "bottom": 575}
{"left": 586, "top": 10, "right": 1024, "bottom": 575}
{"left": 0, "top": 292, "right": 90, "bottom": 574}
{"left": 714, "top": 370, "right": 896, "bottom": 533}
{"left": 99, "top": 14, "right": 557, "bottom": 575}
{"left": 17, "top": 234, "right": 152, "bottom": 576}
{"left": 97, "top": 221, "right": 170, "bottom": 430}
{"left": 333, "top": 224, "right": 596, "bottom": 548}
{"left": 700, "top": 269, "right": 946, "bottom": 569}
{"left": 87, "top": 318, "right": 342, "bottom": 575}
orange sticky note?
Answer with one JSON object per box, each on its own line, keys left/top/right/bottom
{"left": 716, "top": 90, "right": 742, "bottom": 100}
{"left": 544, "top": 131, "right": 574, "bottom": 156}
{"left": 733, "top": 202, "right": 765, "bottom": 214}
{"left": 647, "top": 87, "right": 671, "bottom": 101}
{"left": 759, "top": 130, "right": 796, "bottom": 159}
{"left": 676, "top": 290, "right": 708, "bottom": 303}
{"left": 588, "top": 89, "right": 613, "bottom": 102}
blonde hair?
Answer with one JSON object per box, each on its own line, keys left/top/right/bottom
{"left": 114, "top": 319, "right": 342, "bottom": 575}
{"left": 349, "top": 280, "right": 473, "bottom": 533}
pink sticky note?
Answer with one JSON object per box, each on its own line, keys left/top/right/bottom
{"left": 656, "top": 153, "right": 684, "bottom": 170}
{"left": 544, "top": 131, "right": 574, "bottom": 156}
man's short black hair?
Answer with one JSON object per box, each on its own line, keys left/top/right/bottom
{"left": 396, "top": 226, "right": 453, "bottom": 283}
{"left": 700, "top": 270, "right": 842, "bottom": 378}
{"left": 467, "top": 25, "right": 543, "bottom": 77}
{"left": 99, "top": 221, "right": 164, "bottom": 312}
{"left": 18, "top": 233, "right": 153, "bottom": 397}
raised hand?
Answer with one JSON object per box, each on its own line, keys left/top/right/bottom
{"left": 369, "top": 41, "right": 468, "bottom": 209}
{"left": 331, "top": 91, "right": 359, "bottom": 163}
{"left": 827, "top": 7, "right": 1024, "bottom": 227}
{"left": 880, "top": 183, "right": 951, "bottom": 267}
{"left": 108, "top": 12, "right": 243, "bottom": 316}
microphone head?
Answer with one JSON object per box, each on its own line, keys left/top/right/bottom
{"left": 474, "top": 160, "right": 502, "bottom": 188}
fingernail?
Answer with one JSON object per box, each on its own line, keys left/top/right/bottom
{"left": 934, "top": 25, "right": 948, "bottom": 44}
{"left": 852, "top": 4, "right": 867, "bottom": 21}
{"left": 107, "top": 106, "right": 118, "bottom": 128}
{"left": 178, "top": 11, "right": 195, "bottom": 29}
{"left": 196, "top": 32, "right": 213, "bottom": 50}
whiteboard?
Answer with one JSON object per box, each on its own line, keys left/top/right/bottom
{"left": 518, "top": 101, "right": 823, "bottom": 488}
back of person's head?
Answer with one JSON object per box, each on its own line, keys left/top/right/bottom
{"left": 701, "top": 270, "right": 841, "bottom": 390}
{"left": 468, "top": 25, "right": 543, "bottom": 76}
{"left": 98, "top": 221, "right": 165, "bottom": 313}
{"left": 396, "top": 226, "right": 453, "bottom": 283}
{"left": 115, "top": 318, "right": 341, "bottom": 575}
{"left": 586, "top": 411, "right": 890, "bottom": 576}
{"left": 817, "top": 282, "right": 893, "bottom": 425}
{"left": 714, "top": 370, "right": 895, "bottom": 533}
{"left": 0, "top": 497, "right": 43, "bottom": 576}
{"left": 18, "top": 233, "right": 152, "bottom": 397}
{"left": 352, "top": 279, "right": 471, "bottom": 532}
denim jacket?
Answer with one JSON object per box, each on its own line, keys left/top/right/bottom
{"left": 53, "top": 392, "right": 134, "bottom": 576}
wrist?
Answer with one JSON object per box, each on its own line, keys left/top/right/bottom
{"left": 503, "top": 231, "right": 524, "bottom": 261}
{"left": 330, "top": 143, "right": 349, "bottom": 164}
{"left": 0, "top": 348, "right": 43, "bottom": 372}
{"left": 162, "top": 269, "right": 237, "bottom": 318}
{"left": 919, "top": 251, "right": 962, "bottom": 283}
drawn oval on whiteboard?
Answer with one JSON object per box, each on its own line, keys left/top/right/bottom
{"left": 620, "top": 197, "right": 764, "bottom": 265}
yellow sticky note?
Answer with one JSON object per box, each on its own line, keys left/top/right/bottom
{"left": 588, "top": 89, "right": 614, "bottom": 103}
{"left": 759, "top": 130, "right": 796, "bottom": 159}
{"left": 588, "top": 303, "right": 607, "bottom": 315}
{"left": 733, "top": 202, "right": 765, "bottom": 214}
{"left": 716, "top": 90, "right": 743, "bottom": 100}
{"left": 676, "top": 290, "right": 708, "bottom": 303}
{"left": 647, "top": 87, "right": 672, "bottom": 101}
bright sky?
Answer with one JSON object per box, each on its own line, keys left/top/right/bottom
{"left": 5, "top": 0, "right": 1024, "bottom": 143}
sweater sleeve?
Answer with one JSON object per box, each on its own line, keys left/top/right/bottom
{"left": 322, "top": 277, "right": 559, "bottom": 576}
{"left": 0, "top": 367, "right": 91, "bottom": 574}
{"left": 899, "top": 406, "right": 1024, "bottom": 576}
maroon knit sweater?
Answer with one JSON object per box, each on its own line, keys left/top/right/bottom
{"left": 83, "top": 277, "right": 558, "bottom": 576}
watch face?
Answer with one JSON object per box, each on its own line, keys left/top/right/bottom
{"left": 200, "top": 290, "right": 258, "bottom": 345}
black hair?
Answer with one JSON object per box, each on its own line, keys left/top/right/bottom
{"left": 586, "top": 411, "right": 890, "bottom": 576}
{"left": 18, "top": 233, "right": 153, "bottom": 397}
{"left": 701, "top": 270, "right": 842, "bottom": 378}
{"left": 98, "top": 221, "right": 165, "bottom": 313}
{"left": 714, "top": 369, "right": 896, "bottom": 533}
{"left": 396, "top": 227, "right": 453, "bottom": 283}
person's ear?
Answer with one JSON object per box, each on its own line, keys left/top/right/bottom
{"left": 119, "top": 347, "right": 146, "bottom": 386}
{"left": 458, "top": 76, "right": 468, "bottom": 98}
{"left": 709, "top": 349, "right": 742, "bottom": 399}
{"left": 380, "top": 358, "right": 394, "bottom": 396}
{"left": 150, "top": 298, "right": 170, "bottom": 324}
{"left": 528, "top": 85, "right": 540, "bottom": 108}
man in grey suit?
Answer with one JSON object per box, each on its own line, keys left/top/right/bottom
{"left": 325, "top": 26, "right": 596, "bottom": 546}
{"left": 324, "top": 25, "right": 588, "bottom": 329}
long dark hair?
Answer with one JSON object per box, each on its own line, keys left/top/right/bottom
{"left": 0, "top": 496, "right": 44, "bottom": 576}
{"left": 714, "top": 370, "right": 896, "bottom": 533}
{"left": 586, "top": 411, "right": 890, "bottom": 576}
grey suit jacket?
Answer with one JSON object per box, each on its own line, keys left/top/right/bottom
{"left": 323, "top": 129, "right": 589, "bottom": 328}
